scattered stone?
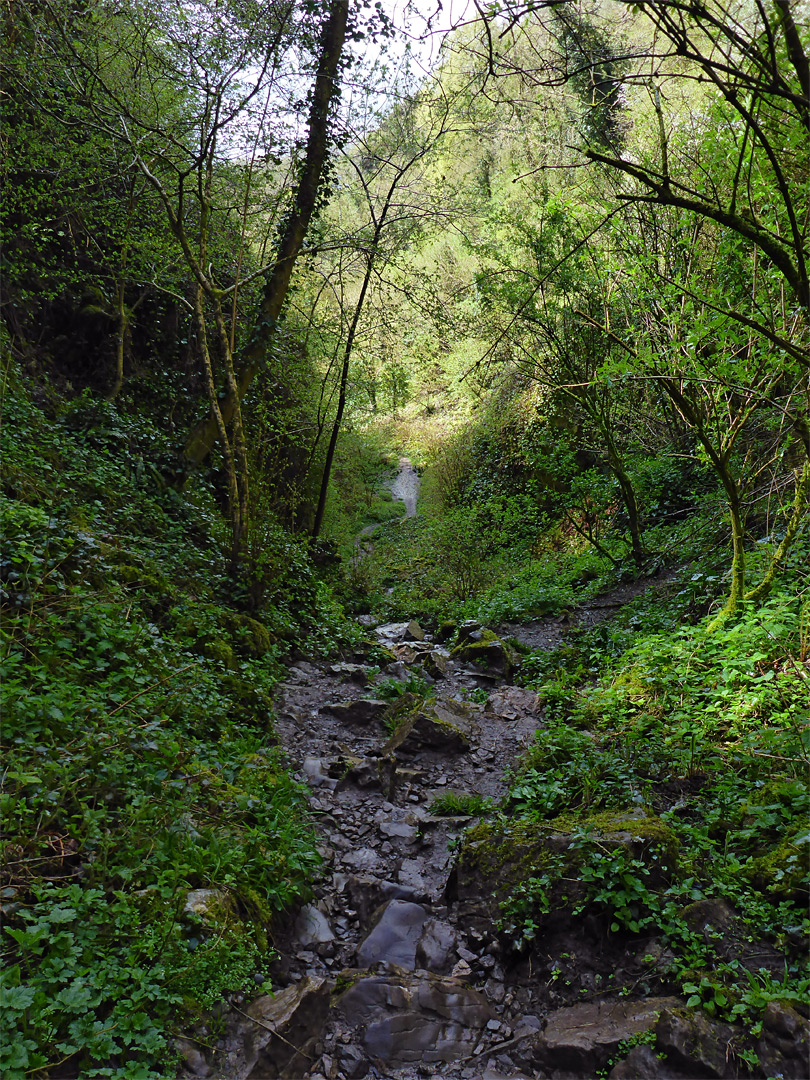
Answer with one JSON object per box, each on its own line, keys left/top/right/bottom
{"left": 334, "top": 754, "right": 394, "bottom": 792}
{"left": 303, "top": 757, "right": 336, "bottom": 788}
{"left": 329, "top": 662, "right": 369, "bottom": 685}
{"left": 383, "top": 661, "right": 411, "bottom": 680}
{"left": 176, "top": 1038, "right": 212, "bottom": 1077}
{"left": 288, "top": 661, "right": 319, "bottom": 681}
{"left": 342, "top": 847, "right": 385, "bottom": 873}
{"left": 336, "top": 1042, "right": 369, "bottom": 1079}
{"left": 397, "top": 858, "right": 431, "bottom": 896}
{"left": 295, "top": 903, "right": 335, "bottom": 946}
{"left": 377, "top": 819, "right": 419, "bottom": 842}
{"left": 375, "top": 621, "right": 426, "bottom": 644}
{"left": 423, "top": 650, "right": 451, "bottom": 679}
{"left": 513, "top": 1015, "right": 542, "bottom": 1039}
{"left": 485, "top": 686, "right": 540, "bottom": 721}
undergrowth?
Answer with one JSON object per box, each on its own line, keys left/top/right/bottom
{"left": 499, "top": 551, "right": 810, "bottom": 1045}
{"left": 0, "top": 369, "right": 358, "bottom": 1077}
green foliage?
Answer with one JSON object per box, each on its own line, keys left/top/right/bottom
{"left": 376, "top": 674, "right": 435, "bottom": 702}
{"left": 0, "top": 371, "right": 327, "bottom": 1075}
{"left": 428, "top": 791, "right": 495, "bottom": 817}
{"left": 499, "top": 558, "right": 809, "bottom": 1027}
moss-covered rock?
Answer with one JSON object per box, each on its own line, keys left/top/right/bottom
{"left": 381, "top": 696, "right": 477, "bottom": 756}
{"left": 202, "top": 638, "right": 237, "bottom": 669}
{"left": 450, "top": 809, "right": 679, "bottom": 921}
{"left": 747, "top": 826, "right": 809, "bottom": 900}
{"left": 450, "top": 628, "right": 519, "bottom": 677}
{"left": 222, "top": 611, "right": 276, "bottom": 657}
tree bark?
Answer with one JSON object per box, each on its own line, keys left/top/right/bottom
{"left": 745, "top": 460, "right": 810, "bottom": 606}
{"left": 311, "top": 255, "right": 373, "bottom": 539}
{"left": 184, "top": 0, "right": 349, "bottom": 465}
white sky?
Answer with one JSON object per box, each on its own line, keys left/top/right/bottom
{"left": 362, "top": 0, "right": 476, "bottom": 75}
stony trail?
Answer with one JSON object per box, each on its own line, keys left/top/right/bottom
{"left": 388, "top": 458, "right": 420, "bottom": 518}
{"left": 197, "top": 578, "right": 807, "bottom": 1080}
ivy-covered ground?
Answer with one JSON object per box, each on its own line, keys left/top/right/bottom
{"left": 0, "top": 368, "right": 363, "bottom": 1078}
{"left": 499, "top": 572, "right": 810, "bottom": 1046}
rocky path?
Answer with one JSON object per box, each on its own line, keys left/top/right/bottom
{"left": 213, "top": 616, "right": 551, "bottom": 1080}
{"left": 199, "top": 587, "right": 808, "bottom": 1080}
{"left": 388, "top": 458, "right": 420, "bottom": 518}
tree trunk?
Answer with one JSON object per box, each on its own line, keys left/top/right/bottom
{"left": 601, "top": 425, "right": 644, "bottom": 570}
{"left": 745, "top": 459, "right": 810, "bottom": 606}
{"left": 713, "top": 471, "right": 747, "bottom": 627}
{"left": 184, "top": 0, "right": 349, "bottom": 465}
{"left": 193, "top": 286, "right": 242, "bottom": 554}
{"left": 312, "top": 256, "right": 373, "bottom": 538}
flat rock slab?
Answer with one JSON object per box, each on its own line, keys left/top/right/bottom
{"left": 335, "top": 968, "right": 495, "bottom": 1065}
{"left": 322, "top": 698, "right": 390, "bottom": 725}
{"left": 535, "top": 997, "right": 682, "bottom": 1073}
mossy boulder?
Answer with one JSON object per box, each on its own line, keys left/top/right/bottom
{"left": 747, "top": 826, "right": 809, "bottom": 901}
{"left": 450, "top": 628, "right": 519, "bottom": 677}
{"left": 222, "top": 612, "right": 276, "bottom": 657}
{"left": 381, "top": 696, "right": 477, "bottom": 756}
{"left": 450, "top": 809, "right": 679, "bottom": 921}
{"left": 202, "top": 638, "right": 237, "bottom": 669}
